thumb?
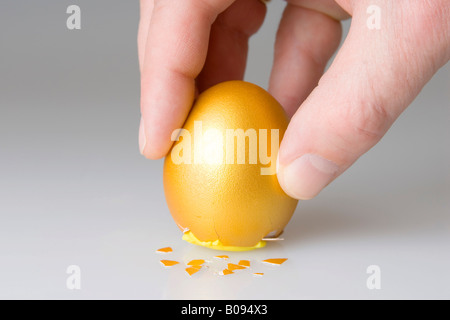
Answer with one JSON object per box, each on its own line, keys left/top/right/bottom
{"left": 277, "top": 1, "right": 450, "bottom": 200}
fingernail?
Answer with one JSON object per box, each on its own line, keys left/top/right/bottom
{"left": 139, "top": 116, "right": 146, "bottom": 155}
{"left": 277, "top": 154, "right": 339, "bottom": 200}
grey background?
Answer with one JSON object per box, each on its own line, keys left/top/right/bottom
{"left": 0, "top": 0, "right": 449, "bottom": 299}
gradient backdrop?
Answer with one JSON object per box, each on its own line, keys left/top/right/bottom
{"left": 0, "top": 1, "right": 449, "bottom": 299}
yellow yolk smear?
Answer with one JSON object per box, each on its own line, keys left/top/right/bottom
{"left": 182, "top": 231, "right": 266, "bottom": 251}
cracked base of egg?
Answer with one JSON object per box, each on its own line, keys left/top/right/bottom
{"left": 182, "top": 231, "right": 266, "bottom": 251}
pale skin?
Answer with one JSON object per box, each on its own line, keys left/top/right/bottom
{"left": 138, "top": 0, "right": 450, "bottom": 200}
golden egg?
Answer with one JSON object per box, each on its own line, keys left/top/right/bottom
{"left": 163, "top": 81, "right": 298, "bottom": 251}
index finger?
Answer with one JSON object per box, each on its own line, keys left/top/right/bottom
{"left": 140, "top": 0, "right": 235, "bottom": 159}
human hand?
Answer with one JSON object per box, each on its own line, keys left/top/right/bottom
{"left": 138, "top": 0, "right": 450, "bottom": 200}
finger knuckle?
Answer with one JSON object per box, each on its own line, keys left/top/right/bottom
{"left": 351, "top": 98, "right": 389, "bottom": 141}
{"left": 335, "top": 94, "right": 391, "bottom": 155}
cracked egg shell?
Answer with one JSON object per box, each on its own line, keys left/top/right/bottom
{"left": 163, "top": 81, "right": 298, "bottom": 250}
